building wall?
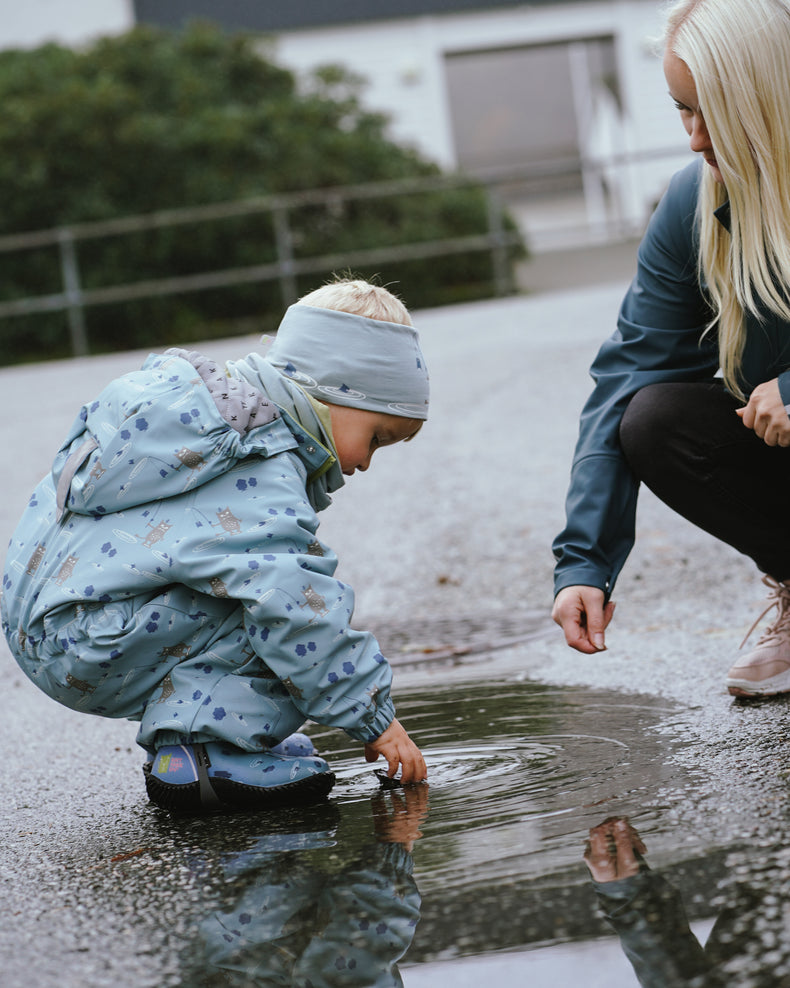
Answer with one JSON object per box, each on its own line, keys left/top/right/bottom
{"left": 272, "top": 2, "right": 694, "bottom": 244}
{"left": 0, "top": 0, "right": 133, "bottom": 49}
{"left": 0, "top": 0, "right": 694, "bottom": 249}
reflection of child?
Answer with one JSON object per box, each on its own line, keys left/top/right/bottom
{"left": 185, "top": 792, "right": 427, "bottom": 986}
{"left": 1, "top": 278, "right": 429, "bottom": 812}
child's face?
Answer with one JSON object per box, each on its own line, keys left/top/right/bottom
{"left": 326, "top": 405, "right": 421, "bottom": 476}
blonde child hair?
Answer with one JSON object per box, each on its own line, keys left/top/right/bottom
{"left": 297, "top": 277, "right": 413, "bottom": 327}
{"left": 263, "top": 275, "right": 429, "bottom": 422}
{"left": 664, "top": 0, "right": 790, "bottom": 398}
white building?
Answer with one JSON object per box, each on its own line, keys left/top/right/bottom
{"left": 0, "top": 0, "right": 133, "bottom": 49}
{"left": 139, "top": 0, "right": 696, "bottom": 250}
{"left": 1, "top": 0, "right": 695, "bottom": 252}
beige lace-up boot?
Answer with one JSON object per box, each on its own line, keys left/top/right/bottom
{"left": 726, "top": 576, "right": 790, "bottom": 697}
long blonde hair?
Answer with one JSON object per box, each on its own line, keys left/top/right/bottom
{"left": 665, "top": 0, "right": 790, "bottom": 397}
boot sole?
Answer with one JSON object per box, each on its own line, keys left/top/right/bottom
{"left": 144, "top": 762, "right": 336, "bottom": 814}
{"left": 727, "top": 684, "right": 790, "bottom": 699}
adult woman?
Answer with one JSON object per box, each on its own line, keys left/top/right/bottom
{"left": 552, "top": 0, "right": 790, "bottom": 697}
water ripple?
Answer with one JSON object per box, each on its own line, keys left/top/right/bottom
{"left": 310, "top": 679, "right": 695, "bottom": 888}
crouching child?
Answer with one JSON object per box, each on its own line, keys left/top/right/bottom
{"left": 1, "top": 278, "right": 429, "bottom": 813}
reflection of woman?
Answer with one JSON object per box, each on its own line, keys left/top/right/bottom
{"left": 552, "top": 0, "right": 790, "bottom": 698}
{"left": 584, "top": 817, "right": 712, "bottom": 987}
{"left": 584, "top": 817, "right": 785, "bottom": 988}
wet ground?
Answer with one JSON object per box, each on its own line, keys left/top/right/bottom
{"left": 6, "top": 656, "right": 789, "bottom": 987}
{"left": 4, "top": 281, "right": 790, "bottom": 986}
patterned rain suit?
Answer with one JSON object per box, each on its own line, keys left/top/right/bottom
{"left": 1, "top": 348, "right": 397, "bottom": 752}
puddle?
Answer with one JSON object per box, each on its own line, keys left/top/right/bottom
{"left": 317, "top": 682, "right": 691, "bottom": 895}
{"left": 5, "top": 675, "right": 789, "bottom": 987}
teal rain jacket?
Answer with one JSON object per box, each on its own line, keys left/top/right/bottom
{"left": 553, "top": 160, "right": 790, "bottom": 598}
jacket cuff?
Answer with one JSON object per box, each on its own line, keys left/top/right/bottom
{"left": 343, "top": 696, "right": 397, "bottom": 743}
{"left": 554, "top": 568, "right": 610, "bottom": 599}
{"left": 778, "top": 369, "right": 790, "bottom": 409}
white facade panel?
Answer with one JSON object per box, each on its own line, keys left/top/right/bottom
{"left": 275, "top": 16, "right": 460, "bottom": 168}
{"left": 274, "top": 2, "right": 696, "bottom": 246}
{"left": 0, "top": 0, "right": 134, "bottom": 49}
{"left": 0, "top": 0, "right": 697, "bottom": 249}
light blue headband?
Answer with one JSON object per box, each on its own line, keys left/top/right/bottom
{"left": 264, "top": 304, "right": 429, "bottom": 420}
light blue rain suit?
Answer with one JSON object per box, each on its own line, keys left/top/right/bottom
{"left": 1, "top": 349, "right": 397, "bottom": 752}
{"left": 191, "top": 834, "right": 420, "bottom": 987}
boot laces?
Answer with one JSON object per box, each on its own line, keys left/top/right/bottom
{"left": 740, "top": 576, "right": 790, "bottom": 649}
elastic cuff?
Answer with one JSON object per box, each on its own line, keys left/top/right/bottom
{"left": 344, "top": 698, "right": 397, "bottom": 743}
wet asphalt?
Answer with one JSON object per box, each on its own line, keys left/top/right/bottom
{"left": 3, "top": 276, "right": 790, "bottom": 986}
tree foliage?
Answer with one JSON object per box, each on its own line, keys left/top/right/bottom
{"left": 0, "top": 24, "right": 523, "bottom": 361}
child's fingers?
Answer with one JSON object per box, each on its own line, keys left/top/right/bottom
{"left": 385, "top": 748, "right": 400, "bottom": 778}
{"left": 366, "top": 740, "right": 398, "bottom": 775}
{"left": 399, "top": 748, "right": 427, "bottom": 783}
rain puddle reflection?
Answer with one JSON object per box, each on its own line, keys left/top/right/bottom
{"left": 13, "top": 676, "right": 790, "bottom": 987}
{"left": 165, "top": 678, "right": 756, "bottom": 986}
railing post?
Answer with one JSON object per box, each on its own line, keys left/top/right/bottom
{"left": 485, "top": 186, "right": 511, "bottom": 297}
{"left": 57, "top": 228, "right": 89, "bottom": 356}
{"left": 272, "top": 204, "right": 298, "bottom": 308}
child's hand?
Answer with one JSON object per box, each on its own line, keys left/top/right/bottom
{"left": 371, "top": 785, "right": 430, "bottom": 851}
{"left": 364, "top": 718, "right": 427, "bottom": 783}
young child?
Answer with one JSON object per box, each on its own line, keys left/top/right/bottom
{"left": 1, "top": 277, "right": 429, "bottom": 813}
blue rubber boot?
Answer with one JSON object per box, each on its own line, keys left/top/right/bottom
{"left": 269, "top": 732, "right": 317, "bottom": 757}
{"left": 144, "top": 741, "right": 335, "bottom": 813}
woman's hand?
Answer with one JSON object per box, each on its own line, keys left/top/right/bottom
{"left": 364, "top": 718, "right": 427, "bottom": 783}
{"left": 584, "top": 816, "right": 646, "bottom": 883}
{"left": 552, "top": 585, "right": 616, "bottom": 653}
{"left": 737, "top": 378, "right": 790, "bottom": 446}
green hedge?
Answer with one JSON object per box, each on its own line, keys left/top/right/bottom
{"left": 0, "top": 24, "right": 525, "bottom": 362}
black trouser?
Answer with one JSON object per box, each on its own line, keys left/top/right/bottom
{"left": 619, "top": 381, "right": 790, "bottom": 581}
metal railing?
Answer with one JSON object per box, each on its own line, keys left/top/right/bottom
{"left": 0, "top": 170, "right": 527, "bottom": 357}
{"left": 0, "top": 147, "right": 691, "bottom": 357}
